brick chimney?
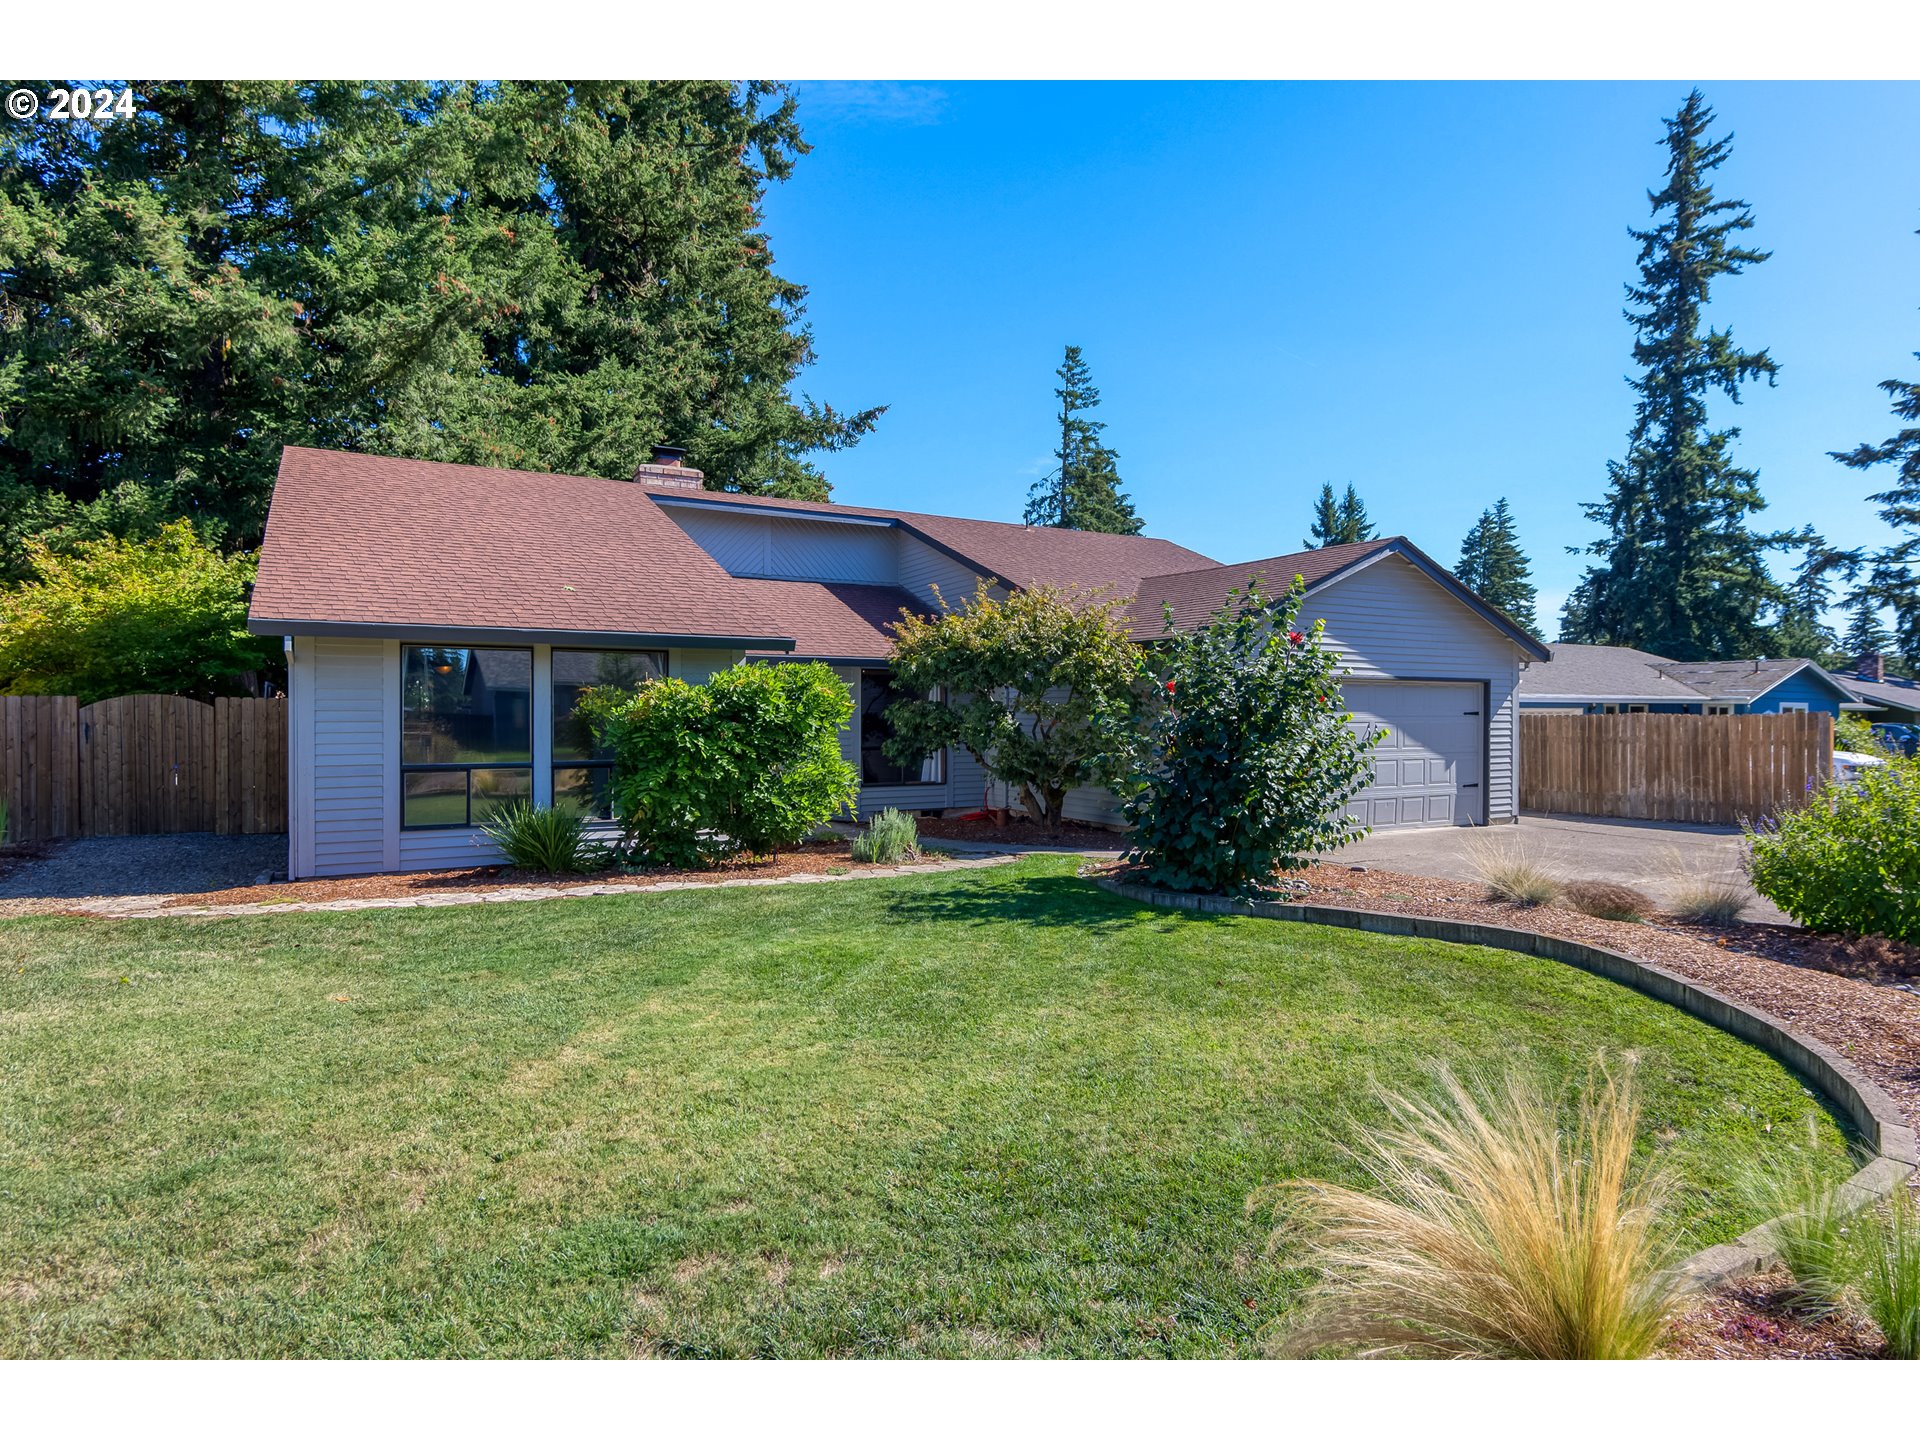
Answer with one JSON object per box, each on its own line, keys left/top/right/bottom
{"left": 632, "top": 444, "right": 704, "bottom": 491}
{"left": 1857, "top": 651, "right": 1886, "bottom": 684}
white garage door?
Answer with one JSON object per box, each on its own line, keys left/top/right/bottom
{"left": 1343, "top": 681, "right": 1485, "bottom": 829}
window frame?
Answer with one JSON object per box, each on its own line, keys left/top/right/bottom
{"left": 550, "top": 647, "right": 668, "bottom": 820}
{"left": 399, "top": 645, "right": 536, "bottom": 831}
{"left": 1704, "top": 703, "right": 1735, "bottom": 716}
{"left": 1776, "top": 701, "right": 1810, "bottom": 714}
{"left": 858, "top": 667, "right": 945, "bottom": 788}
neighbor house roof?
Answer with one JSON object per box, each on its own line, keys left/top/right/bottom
{"left": 1125, "top": 537, "right": 1552, "bottom": 658}
{"left": 735, "top": 580, "right": 928, "bottom": 663}
{"left": 1653, "top": 658, "right": 1854, "bottom": 705}
{"left": 1831, "top": 667, "right": 1920, "bottom": 717}
{"left": 644, "top": 487, "right": 1218, "bottom": 596}
{"left": 248, "top": 448, "right": 796, "bottom": 648}
{"left": 1518, "top": 644, "right": 1710, "bottom": 704}
{"left": 1518, "top": 645, "right": 1862, "bottom": 706}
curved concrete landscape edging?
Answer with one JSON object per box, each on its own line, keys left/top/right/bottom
{"left": 1096, "top": 876, "right": 1919, "bottom": 1290}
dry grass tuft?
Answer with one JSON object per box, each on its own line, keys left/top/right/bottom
{"left": 1257, "top": 1059, "right": 1683, "bottom": 1359}
{"left": 1665, "top": 878, "right": 1749, "bottom": 926}
{"left": 1561, "top": 879, "right": 1657, "bottom": 923}
{"left": 1464, "top": 836, "right": 1560, "bottom": 906}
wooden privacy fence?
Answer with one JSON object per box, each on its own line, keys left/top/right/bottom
{"left": 1, "top": 694, "right": 285, "bottom": 843}
{"left": 1521, "top": 711, "right": 1833, "bottom": 826}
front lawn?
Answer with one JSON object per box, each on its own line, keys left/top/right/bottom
{"left": 0, "top": 857, "right": 1851, "bottom": 1357}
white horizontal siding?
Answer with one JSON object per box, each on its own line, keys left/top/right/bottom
{"left": 665, "top": 507, "right": 897, "bottom": 584}
{"left": 1307, "top": 554, "right": 1525, "bottom": 824}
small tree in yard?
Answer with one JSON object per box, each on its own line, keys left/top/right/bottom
{"left": 578, "top": 661, "right": 857, "bottom": 868}
{"left": 885, "top": 584, "right": 1146, "bottom": 828}
{"left": 0, "top": 521, "right": 281, "bottom": 703}
{"left": 1122, "top": 577, "right": 1378, "bottom": 897}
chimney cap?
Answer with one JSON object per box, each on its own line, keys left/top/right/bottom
{"left": 649, "top": 443, "right": 690, "bottom": 467}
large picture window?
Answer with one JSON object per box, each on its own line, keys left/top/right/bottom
{"left": 401, "top": 646, "right": 533, "bottom": 828}
{"left": 551, "top": 649, "right": 666, "bottom": 819}
{"left": 859, "top": 669, "right": 943, "bottom": 786}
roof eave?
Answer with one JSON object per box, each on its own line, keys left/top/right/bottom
{"left": 248, "top": 616, "right": 797, "bottom": 652}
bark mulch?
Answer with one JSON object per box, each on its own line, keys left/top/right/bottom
{"left": 1666, "top": 1270, "right": 1887, "bottom": 1359}
{"left": 160, "top": 839, "right": 940, "bottom": 908}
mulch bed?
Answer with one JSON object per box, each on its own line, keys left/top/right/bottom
{"left": 162, "top": 839, "right": 941, "bottom": 908}
{"left": 1666, "top": 1270, "right": 1887, "bottom": 1359}
{"left": 916, "top": 815, "right": 1124, "bottom": 847}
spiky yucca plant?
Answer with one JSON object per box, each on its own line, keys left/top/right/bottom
{"left": 1260, "top": 1061, "right": 1682, "bottom": 1359}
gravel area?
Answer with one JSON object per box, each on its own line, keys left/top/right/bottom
{"left": 0, "top": 833, "right": 287, "bottom": 916}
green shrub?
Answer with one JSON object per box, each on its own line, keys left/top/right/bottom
{"left": 850, "top": 808, "right": 919, "bottom": 864}
{"left": 578, "top": 662, "right": 857, "bottom": 868}
{"left": 478, "top": 799, "right": 605, "bottom": 875}
{"left": 1121, "top": 576, "right": 1377, "bottom": 898}
{"left": 1836, "top": 712, "right": 1891, "bottom": 758}
{"left": 1745, "top": 759, "right": 1920, "bottom": 941}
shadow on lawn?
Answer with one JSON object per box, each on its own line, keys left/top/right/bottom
{"left": 883, "top": 873, "right": 1195, "bottom": 934}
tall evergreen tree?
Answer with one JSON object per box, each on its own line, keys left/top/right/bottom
{"left": 1768, "top": 530, "right": 1844, "bottom": 665}
{"left": 1562, "top": 90, "right": 1781, "bottom": 660}
{"left": 1839, "top": 591, "right": 1895, "bottom": 666}
{"left": 1454, "top": 498, "right": 1542, "bottom": 639}
{"left": 1024, "top": 345, "right": 1141, "bottom": 534}
{"left": 1832, "top": 227, "right": 1920, "bottom": 669}
{"left": 1304, "top": 482, "right": 1375, "bottom": 548}
{"left": 0, "top": 81, "right": 881, "bottom": 580}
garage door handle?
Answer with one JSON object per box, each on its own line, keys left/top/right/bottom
{"left": 1463, "top": 711, "right": 1481, "bottom": 716}
{"left": 1462, "top": 782, "right": 1480, "bottom": 788}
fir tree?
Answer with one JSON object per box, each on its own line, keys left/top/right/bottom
{"left": 0, "top": 81, "right": 882, "bottom": 579}
{"left": 1562, "top": 90, "right": 1781, "bottom": 660}
{"left": 1832, "top": 227, "right": 1920, "bottom": 669}
{"left": 1839, "top": 591, "right": 1895, "bottom": 666}
{"left": 1024, "top": 346, "right": 1142, "bottom": 534}
{"left": 1304, "top": 482, "right": 1375, "bottom": 548}
{"left": 1768, "top": 531, "right": 1844, "bottom": 666}
{"left": 1454, "top": 498, "right": 1542, "bottom": 639}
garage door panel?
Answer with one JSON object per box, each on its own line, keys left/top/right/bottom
{"left": 1343, "top": 681, "right": 1485, "bottom": 830}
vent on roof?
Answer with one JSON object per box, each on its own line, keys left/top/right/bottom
{"left": 633, "top": 444, "right": 704, "bottom": 491}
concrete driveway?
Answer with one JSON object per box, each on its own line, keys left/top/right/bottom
{"left": 1339, "top": 814, "right": 1789, "bottom": 925}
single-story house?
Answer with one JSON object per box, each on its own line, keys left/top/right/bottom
{"left": 1517, "top": 643, "right": 1867, "bottom": 717}
{"left": 1831, "top": 654, "right": 1920, "bottom": 724}
{"left": 248, "top": 446, "right": 1547, "bottom": 878}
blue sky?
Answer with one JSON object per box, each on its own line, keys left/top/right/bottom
{"left": 761, "top": 81, "right": 1920, "bottom": 634}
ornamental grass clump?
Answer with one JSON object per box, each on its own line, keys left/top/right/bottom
{"left": 850, "top": 808, "right": 919, "bottom": 864}
{"left": 1121, "top": 575, "right": 1377, "bottom": 898}
{"left": 1861, "top": 1191, "right": 1920, "bottom": 1360}
{"left": 1561, "top": 879, "right": 1657, "bottom": 923}
{"left": 478, "top": 799, "right": 605, "bottom": 875}
{"left": 1259, "top": 1060, "right": 1683, "bottom": 1359}
{"left": 1465, "top": 836, "right": 1560, "bottom": 906}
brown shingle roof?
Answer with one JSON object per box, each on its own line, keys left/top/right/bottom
{"left": 647, "top": 488, "right": 1218, "bottom": 596}
{"left": 1126, "top": 540, "right": 1395, "bottom": 637}
{"left": 736, "top": 580, "right": 928, "bottom": 661}
{"left": 248, "top": 448, "right": 793, "bottom": 645}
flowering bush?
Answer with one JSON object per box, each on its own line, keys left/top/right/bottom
{"left": 1745, "top": 759, "right": 1920, "bottom": 941}
{"left": 1120, "top": 575, "right": 1378, "bottom": 897}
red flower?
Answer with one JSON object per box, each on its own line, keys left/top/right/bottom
{"left": 1164, "top": 679, "right": 1176, "bottom": 693}
{"left": 1287, "top": 630, "right": 1305, "bottom": 646}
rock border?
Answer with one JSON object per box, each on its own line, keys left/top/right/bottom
{"left": 1096, "top": 875, "right": 1919, "bottom": 1290}
{"left": 49, "top": 853, "right": 1021, "bottom": 920}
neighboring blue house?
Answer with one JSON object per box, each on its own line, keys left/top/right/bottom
{"left": 1517, "top": 643, "right": 1865, "bottom": 717}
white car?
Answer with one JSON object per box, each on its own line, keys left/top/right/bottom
{"left": 1833, "top": 750, "right": 1887, "bottom": 785}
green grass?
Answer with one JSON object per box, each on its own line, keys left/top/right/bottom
{"left": 0, "top": 857, "right": 1851, "bottom": 1358}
